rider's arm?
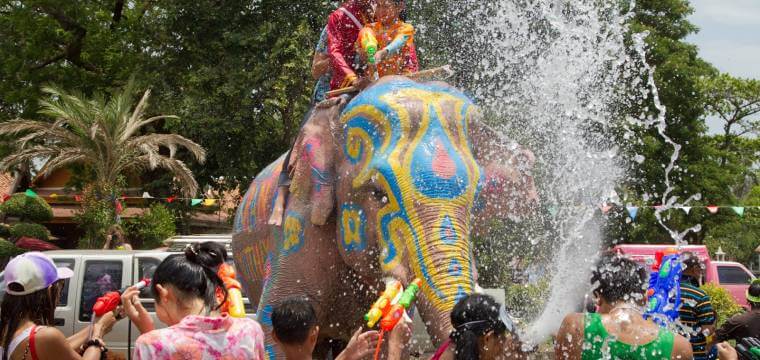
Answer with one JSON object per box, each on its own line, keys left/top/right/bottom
{"left": 555, "top": 313, "right": 583, "bottom": 360}
{"left": 327, "top": 12, "right": 358, "bottom": 87}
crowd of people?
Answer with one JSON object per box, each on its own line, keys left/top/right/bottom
{"left": 0, "top": 244, "right": 758, "bottom": 359}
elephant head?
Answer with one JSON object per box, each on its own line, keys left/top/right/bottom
{"left": 287, "top": 76, "right": 537, "bottom": 345}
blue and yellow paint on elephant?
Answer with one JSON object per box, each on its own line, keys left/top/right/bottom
{"left": 339, "top": 79, "right": 482, "bottom": 312}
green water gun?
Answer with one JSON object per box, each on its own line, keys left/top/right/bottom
{"left": 737, "top": 337, "right": 760, "bottom": 360}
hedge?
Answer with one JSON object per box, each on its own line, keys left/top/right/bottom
{"left": 126, "top": 204, "right": 176, "bottom": 249}
{"left": 0, "top": 223, "right": 10, "bottom": 238}
{"left": 0, "top": 238, "right": 24, "bottom": 258}
{"left": 1, "top": 193, "right": 53, "bottom": 222}
{"left": 10, "top": 223, "right": 50, "bottom": 242}
{"left": 701, "top": 283, "right": 744, "bottom": 326}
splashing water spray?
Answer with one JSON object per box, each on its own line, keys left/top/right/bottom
{"left": 413, "top": 0, "right": 700, "bottom": 346}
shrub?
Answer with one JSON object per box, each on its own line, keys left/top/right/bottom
{"left": 0, "top": 224, "right": 10, "bottom": 238}
{"left": 126, "top": 204, "right": 176, "bottom": 249}
{"left": 74, "top": 187, "right": 116, "bottom": 249}
{"left": 10, "top": 223, "right": 50, "bottom": 241}
{"left": 701, "top": 283, "right": 743, "bottom": 327}
{"left": 505, "top": 280, "right": 550, "bottom": 320}
{"left": 0, "top": 238, "right": 23, "bottom": 258}
{"left": 0, "top": 193, "right": 53, "bottom": 222}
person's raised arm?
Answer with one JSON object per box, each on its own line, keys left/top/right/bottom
{"left": 35, "top": 326, "right": 106, "bottom": 360}
{"left": 66, "top": 312, "right": 117, "bottom": 352}
{"left": 335, "top": 328, "right": 380, "bottom": 360}
{"left": 327, "top": 13, "right": 358, "bottom": 88}
{"left": 122, "top": 286, "right": 155, "bottom": 334}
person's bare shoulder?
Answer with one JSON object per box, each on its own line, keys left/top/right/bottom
{"left": 671, "top": 333, "right": 693, "bottom": 360}
{"left": 555, "top": 313, "right": 584, "bottom": 360}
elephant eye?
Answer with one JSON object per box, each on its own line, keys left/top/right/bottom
{"left": 370, "top": 187, "right": 389, "bottom": 204}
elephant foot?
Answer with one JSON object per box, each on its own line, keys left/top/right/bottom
{"left": 268, "top": 190, "right": 286, "bottom": 226}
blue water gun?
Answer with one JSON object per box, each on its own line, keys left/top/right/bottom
{"left": 644, "top": 249, "right": 682, "bottom": 326}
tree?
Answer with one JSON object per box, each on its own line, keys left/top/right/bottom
{"left": 0, "top": 81, "right": 206, "bottom": 196}
{"left": 701, "top": 74, "right": 760, "bottom": 164}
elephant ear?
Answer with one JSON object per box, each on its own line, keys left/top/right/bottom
{"left": 289, "top": 104, "right": 342, "bottom": 225}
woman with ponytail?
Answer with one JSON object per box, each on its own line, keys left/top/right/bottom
{"left": 121, "top": 242, "right": 265, "bottom": 359}
{"left": 432, "top": 294, "right": 527, "bottom": 360}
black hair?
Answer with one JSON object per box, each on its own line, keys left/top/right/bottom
{"left": 393, "top": 0, "right": 407, "bottom": 22}
{"left": 749, "top": 282, "right": 760, "bottom": 309}
{"left": 271, "top": 296, "right": 318, "bottom": 345}
{"left": 151, "top": 242, "right": 228, "bottom": 312}
{"left": 681, "top": 252, "right": 702, "bottom": 272}
{"left": 449, "top": 294, "right": 506, "bottom": 360}
{"left": 0, "top": 281, "right": 62, "bottom": 360}
{"left": 591, "top": 253, "right": 648, "bottom": 304}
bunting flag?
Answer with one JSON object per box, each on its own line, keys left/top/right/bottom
{"left": 114, "top": 200, "right": 124, "bottom": 215}
{"left": 654, "top": 205, "right": 664, "bottom": 211}
{"left": 626, "top": 206, "right": 639, "bottom": 220}
{"left": 600, "top": 203, "right": 612, "bottom": 214}
{"left": 682, "top": 206, "right": 691, "bottom": 215}
{"left": 191, "top": 199, "right": 203, "bottom": 206}
{"left": 1, "top": 194, "right": 9, "bottom": 202}
{"left": 142, "top": 192, "right": 153, "bottom": 199}
{"left": 24, "top": 189, "right": 37, "bottom": 198}
{"left": 74, "top": 195, "right": 83, "bottom": 202}
{"left": 706, "top": 205, "right": 719, "bottom": 214}
{"left": 50, "top": 193, "right": 58, "bottom": 199}
{"left": 203, "top": 199, "right": 217, "bottom": 207}
{"left": 166, "top": 196, "right": 177, "bottom": 203}
{"left": 732, "top": 207, "right": 745, "bottom": 217}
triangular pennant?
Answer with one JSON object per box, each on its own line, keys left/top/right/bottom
{"left": 203, "top": 199, "right": 217, "bottom": 207}
{"left": 706, "top": 206, "right": 719, "bottom": 214}
{"left": 191, "top": 199, "right": 202, "bottom": 206}
{"left": 732, "top": 207, "right": 745, "bottom": 217}
{"left": 115, "top": 201, "right": 124, "bottom": 215}
{"left": 74, "top": 195, "right": 83, "bottom": 202}
{"left": 600, "top": 203, "right": 612, "bottom": 214}
{"left": 142, "top": 192, "right": 153, "bottom": 199}
{"left": 654, "top": 205, "right": 664, "bottom": 211}
{"left": 25, "top": 189, "right": 37, "bottom": 198}
{"left": 1, "top": 194, "right": 9, "bottom": 202}
{"left": 626, "top": 206, "right": 639, "bottom": 220}
{"left": 548, "top": 206, "right": 558, "bottom": 217}
{"left": 682, "top": 206, "right": 691, "bottom": 215}
{"left": 166, "top": 196, "right": 177, "bottom": 203}
{"left": 50, "top": 193, "right": 58, "bottom": 198}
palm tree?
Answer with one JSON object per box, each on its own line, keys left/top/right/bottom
{"left": 0, "top": 81, "right": 206, "bottom": 197}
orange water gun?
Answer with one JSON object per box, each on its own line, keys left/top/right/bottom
{"left": 359, "top": 27, "right": 380, "bottom": 80}
{"left": 217, "top": 263, "right": 246, "bottom": 318}
{"left": 365, "top": 280, "right": 402, "bottom": 328}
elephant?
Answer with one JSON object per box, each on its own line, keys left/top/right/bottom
{"left": 232, "top": 76, "right": 538, "bottom": 359}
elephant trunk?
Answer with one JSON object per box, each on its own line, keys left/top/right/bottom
{"left": 401, "top": 207, "right": 476, "bottom": 347}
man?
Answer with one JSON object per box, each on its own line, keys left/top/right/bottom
{"left": 271, "top": 296, "right": 410, "bottom": 360}
{"left": 327, "top": 0, "right": 375, "bottom": 90}
{"left": 716, "top": 279, "right": 760, "bottom": 342}
{"left": 679, "top": 252, "right": 717, "bottom": 360}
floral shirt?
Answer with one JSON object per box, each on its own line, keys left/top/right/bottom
{"left": 134, "top": 315, "right": 266, "bottom": 360}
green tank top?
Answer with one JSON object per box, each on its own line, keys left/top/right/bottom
{"left": 582, "top": 313, "right": 674, "bottom": 360}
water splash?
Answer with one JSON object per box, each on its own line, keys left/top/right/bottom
{"left": 414, "top": 0, "right": 688, "bottom": 343}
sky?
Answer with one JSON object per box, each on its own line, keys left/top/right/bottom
{"left": 686, "top": 0, "right": 760, "bottom": 134}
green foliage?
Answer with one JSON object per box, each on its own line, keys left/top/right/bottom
{"left": 74, "top": 187, "right": 117, "bottom": 249}
{"left": 0, "top": 193, "right": 53, "bottom": 222}
{"left": 10, "top": 222, "right": 50, "bottom": 242}
{"left": 126, "top": 204, "right": 176, "bottom": 249}
{"left": 701, "top": 283, "right": 743, "bottom": 327}
{"left": 0, "top": 238, "right": 23, "bottom": 258}
{"left": 505, "top": 280, "right": 550, "bottom": 320}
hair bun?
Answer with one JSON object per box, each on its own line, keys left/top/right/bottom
{"left": 184, "top": 243, "right": 200, "bottom": 263}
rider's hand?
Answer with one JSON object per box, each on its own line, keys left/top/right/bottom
{"left": 121, "top": 286, "right": 155, "bottom": 334}
{"left": 388, "top": 320, "right": 412, "bottom": 359}
{"left": 336, "top": 328, "right": 380, "bottom": 360}
{"left": 374, "top": 49, "right": 388, "bottom": 65}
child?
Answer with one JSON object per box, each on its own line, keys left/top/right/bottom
{"left": 271, "top": 297, "right": 411, "bottom": 360}
{"left": 358, "top": 0, "right": 418, "bottom": 79}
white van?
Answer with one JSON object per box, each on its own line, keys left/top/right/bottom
{"left": 0, "top": 236, "right": 255, "bottom": 359}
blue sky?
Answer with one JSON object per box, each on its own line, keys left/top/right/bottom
{"left": 686, "top": 0, "right": 760, "bottom": 133}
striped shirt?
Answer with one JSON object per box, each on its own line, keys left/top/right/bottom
{"left": 678, "top": 277, "right": 716, "bottom": 360}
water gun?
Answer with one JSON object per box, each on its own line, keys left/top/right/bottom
{"left": 358, "top": 27, "right": 380, "bottom": 81}
{"left": 379, "top": 278, "right": 422, "bottom": 331}
{"left": 644, "top": 249, "right": 682, "bottom": 326}
{"left": 737, "top": 337, "right": 760, "bottom": 360}
{"left": 365, "top": 280, "right": 403, "bottom": 328}
{"left": 92, "top": 278, "right": 151, "bottom": 317}
{"left": 217, "top": 263, "right": 246, "bottom": 318}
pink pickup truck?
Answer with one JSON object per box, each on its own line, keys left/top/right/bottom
{"left": 613, "top": 244, "right": 757, "bottom": 309}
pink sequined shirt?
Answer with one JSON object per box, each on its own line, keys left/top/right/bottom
{"left": 134, "top": 315, "right": 266, "bottom": 360}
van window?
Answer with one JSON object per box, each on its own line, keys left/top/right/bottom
{"left": 53, "top": 259, "right": 74, "bottom": 307}
{"left": 138, "top": 258, "right": 161, "bottom": 299}
{"left": 79, "top": 261, "right": 123, "bottom": 322}
{"left": 717, "top": 265, "right": 752, "bottom": 285}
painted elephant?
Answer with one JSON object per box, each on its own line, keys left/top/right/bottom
{"left": 232, "top": 76, "right": 538, "bottom": 359}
